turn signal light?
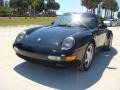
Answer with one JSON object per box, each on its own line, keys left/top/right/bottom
{"left": 66, "top": 55, "right": 76, "bottom": 61}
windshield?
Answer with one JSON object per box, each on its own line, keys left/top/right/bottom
{"left": 53, "top": 13, "right": 97, "bottom": 28}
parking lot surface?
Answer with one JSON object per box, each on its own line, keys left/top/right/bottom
{"left": 0, "top": 26, "right": 120, "bottom": 90}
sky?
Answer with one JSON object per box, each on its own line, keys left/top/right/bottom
{"left": 56, "top": 0, "right": 120, "bottom": 17}
{"left": 56, "top": 0, "right": 86, "bottom": 15}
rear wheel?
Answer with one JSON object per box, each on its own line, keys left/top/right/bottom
{"left": 78, "top": 42, "right": 94, "bottom": 71}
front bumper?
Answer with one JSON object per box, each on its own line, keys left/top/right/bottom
{"left": 13, "top": 47, "right": 81, "bottom": 67}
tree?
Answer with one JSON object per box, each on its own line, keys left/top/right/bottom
{"left": 9, "top": 0, "right": 30, "bottom": 16}
{"left": 94, "top": 0, "right": 102, "bottom": 16}
{"left": 36, "top": 0, "right": 45, "bottom": 13}
{"left": 53, "top": 2, "right": 60, "bottom": 11}
{"left": 81, "top": 0, "right": 98, "bottom": 14}
{"left": 102, "top": 0, "right": 108, "bottom": 18}
{"left": 111, "top": 1, "right": 119, "bottom": 18}
{"left": 81, "top": 0, "right": 119, "bottom": 18}
{"left": 81, "top": 0, "right": 90, "bottom": 12}
{"left": 0, "top": 6, "right": 12, "bottom": 16}
{"left": 31, "top": 0, "right": 39, "bottom": 16}
{"left": 46, "top": 0, "right": 55, "bottom": 11}
{"left": 44, "top": 0, "right": 60, "bottom": 16}
{"left": 45, "top": 0, "right": 60, "bottom": 11}
{"left": 9, "top": 0, "right": 18, "bottom": 13}
{"left": 102, "top": 0, "right": 119, "bottom": 18}
{"left": 0, "top": 0, "right": 12, "bottom": 16}
{"left": 9, "top": 0, "right": 60, "bottom": 16}
{"left": 17, "top": 0, "right": 30, "bottom": 15}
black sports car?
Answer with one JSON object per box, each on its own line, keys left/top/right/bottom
{"left": 13, "top": 13, "right": 113, "bottom": 71}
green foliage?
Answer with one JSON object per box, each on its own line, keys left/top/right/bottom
{"left": 36, "top": 0, "right": 44, "bottom": 13}
{"left": 81, "top": 0, "right": 119, "bottom": 18}
{"left": 9, "top": 0, "right": 60, "bottom": 17}
{"left": 0, "top": 6, "right": 12, "bottom": 16}
{"left": 46, "top": 1, "right": 60, "bottom": 10}
{"left": 31, "top": 0, "right": 39, "bottom": 8}
{"left": 42, "top": 11, "right": 57, "bottom": 17}
{"left": 81, "top": 0, "right": 99, "bottom": 9}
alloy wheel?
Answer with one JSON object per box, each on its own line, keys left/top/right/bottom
{"left": 84, "top": 43, "right": 94, "bottom": 68}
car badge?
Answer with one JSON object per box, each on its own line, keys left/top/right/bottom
{"left": 37, "top": 38, "right": 41, "bottom": 42}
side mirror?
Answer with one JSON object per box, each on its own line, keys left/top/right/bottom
{"left": 98, "top": 24, "right": 107, "bottom": 29}
{"left": 51, "top": 22, "right": 54, "bottom": 25}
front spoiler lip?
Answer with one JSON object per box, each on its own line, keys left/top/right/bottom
{"left": 13, "top": 47, "right": 81, "bottom": 66}
{"left": 14, "top": 46, "right": 65, "bottom": 61}
{"left": 16, "top": 53, "right": 81, "bottom": 67}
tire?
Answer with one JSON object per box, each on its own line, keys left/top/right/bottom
{"left": 77, "top": 42, "right": 94, "bottom": 71}
{"left": 103, "top": 35, "right": 113, "bottom": 51}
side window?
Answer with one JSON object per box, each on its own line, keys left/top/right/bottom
{"left": 86, "top": 17, "right": 97, "bottom": 29}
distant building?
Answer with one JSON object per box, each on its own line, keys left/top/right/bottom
{"left": 0, "top": 0, "right": 4, "bottom": 6}
{"left": 0, "top": 0, "right": 9, "bottom": 7}
{"left": 4, "top": 0, "right": 9, "bottom": 7}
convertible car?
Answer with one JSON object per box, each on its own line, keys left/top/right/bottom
{"left": 13, "top": 12, "right": 113, "bottom": 71}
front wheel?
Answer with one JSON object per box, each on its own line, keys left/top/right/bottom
{"left": 78, "top": 43, "right": 94, "bottom": 71}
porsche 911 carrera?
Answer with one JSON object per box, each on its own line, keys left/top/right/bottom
{"left": 13, "top": 12, "right": 113, "bottom": 71}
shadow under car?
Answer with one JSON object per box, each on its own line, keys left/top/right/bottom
{"left": 14, "top": 47, "right": 117, "bottom": 90}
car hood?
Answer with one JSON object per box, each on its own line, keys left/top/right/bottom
{"left": 20, "top": 26, "right": 86, "bottom": 55}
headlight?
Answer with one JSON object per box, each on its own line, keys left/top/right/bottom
{"left": 62, "top": 37, "right": 75, "bottom": 50}
{"left": 16, "top": 31, "right": 26, "bottom": 42}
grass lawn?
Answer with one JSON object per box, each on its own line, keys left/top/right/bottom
{"left": 0, "top": 17, "right": 56, "bottom": 26}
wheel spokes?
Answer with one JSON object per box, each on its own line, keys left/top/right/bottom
{"left": 85, "top": 44, "right": 94, "bottom": 68}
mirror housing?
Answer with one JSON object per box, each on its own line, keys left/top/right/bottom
{"left": 98, "top": 24, "right": 107, "bottom": 29}
{"left": 51, "top": 22, "right": 54, "bottom": 25}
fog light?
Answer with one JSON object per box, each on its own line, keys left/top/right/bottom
{"left": 48, "top": 56, "right": 61, "bottom": 61}
{"left": 66, "top": 55, "right": 76, "bottom": 61}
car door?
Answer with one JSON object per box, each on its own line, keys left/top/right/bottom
{"left": 95, "top": 17, "right": 107, "bottom": 48}
{"left": 84, "top": 16, "right": 106, "bottom": 48}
